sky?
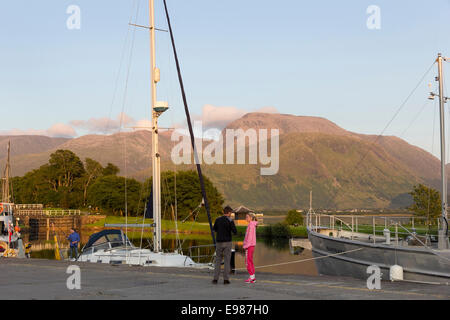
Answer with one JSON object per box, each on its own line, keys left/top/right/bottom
{"left": 1, "top": 0, "right": 450, "bottom": 158}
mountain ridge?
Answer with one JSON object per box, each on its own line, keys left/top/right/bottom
{"left": 0, "top": 113, "right": 442, "bottom": 210}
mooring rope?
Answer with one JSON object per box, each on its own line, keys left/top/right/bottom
{"left": 234, "top": 247, "right": 363, "bottom": 271}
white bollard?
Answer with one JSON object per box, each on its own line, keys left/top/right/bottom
{"left": 390, "top": 265, "right": 403, "bottom": 281}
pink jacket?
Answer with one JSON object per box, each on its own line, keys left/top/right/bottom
{"left": 243, "top": 221, "right": 258, "bottom": 249}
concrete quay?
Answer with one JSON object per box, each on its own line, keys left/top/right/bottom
{"left": 0, "top": 258, "right": 449, "bottom": 300}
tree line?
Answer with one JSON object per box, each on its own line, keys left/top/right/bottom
{"left": 8, "top": 150, "right": 224, "bottom": 220}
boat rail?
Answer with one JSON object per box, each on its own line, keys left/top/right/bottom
{"left": 306, "top": 213, "right": 448, "bottom": 245}
{"left": 187, "top": 244, "right": 216, "bottom": 264}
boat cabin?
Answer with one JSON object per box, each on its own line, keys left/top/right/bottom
{"left": 0, "top": 203, "right": 14, "bottom": 236}
{"left": 82, "top": 229, "right": 133, "bottom": 253}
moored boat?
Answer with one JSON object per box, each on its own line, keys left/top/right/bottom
{"left": 307, "top": 54, "right": 450, "bottom": 283}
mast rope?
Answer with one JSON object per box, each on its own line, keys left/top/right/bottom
{"left": 163, "top": 0, "right": 216, "bottom": 246}
{"left": 118, "top": 0, "right": 141, "bottom": 255}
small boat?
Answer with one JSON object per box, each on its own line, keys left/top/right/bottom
{"left": 0, "top": 203, "right": 18, "bottom": 244}
{"left": 308, "top": 54, "right": 450, "bottom": 283}
{"left": 0, "top": 141, "right": 20, "bottom": 255}
{"left": 78, "top": 229, "right": 197, "bottom": 267}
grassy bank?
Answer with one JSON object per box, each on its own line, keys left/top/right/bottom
{"left": 85, "top": 216, "right": 212, "bottom": 234}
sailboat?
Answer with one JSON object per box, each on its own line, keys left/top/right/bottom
{"left": 0, "top": 141, "right": 19, "bottom": 252}
{"left": 78, "top": 0, "right": 215, "bottom": 268}
{"left": 307, "top": 54, "right": 450, "bottom": 283}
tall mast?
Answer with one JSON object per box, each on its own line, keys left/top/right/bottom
{"left": 150, "top": 0, "right": 161, "bottom": 253}
{"left": 436, "top": 53, "right": 449, "bottom": 250}
{"left": 1, "top": 141, "right": 11, "bottom": 203}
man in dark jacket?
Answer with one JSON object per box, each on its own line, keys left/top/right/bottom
{"left": 212, "top": 205, "right": 237, "bottom": 284}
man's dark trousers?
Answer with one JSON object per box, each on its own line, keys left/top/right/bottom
{"left": 213, "top": 241, "right": 232, "bottom": 281}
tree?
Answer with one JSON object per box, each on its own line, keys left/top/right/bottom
{"left": 87, "top": 175, "right": 144, "bottom": 216}
{"left": 103, "top": 163, "right": 120, "bottom": 176}
{"left": 145, "top": 170, "right": 224, "bottom": 222}
{"left": 284, "top": 209, "right": 304, "bottom": 226}
{"left": 82, "top": 158, "right": 104, "bottom": 206}
{"left": 48, "top": 150, "right": 85, "bottom": 190}
{"left": 409, "top": 184, "right": 441, "bottom": 224}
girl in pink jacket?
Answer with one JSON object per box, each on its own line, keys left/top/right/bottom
{"left": 243, "top": 213, "right": 258, "bottom": 283}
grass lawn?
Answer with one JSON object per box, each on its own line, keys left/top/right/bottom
{"left": 86, "top": 216, "right": 212, "bottom": 234}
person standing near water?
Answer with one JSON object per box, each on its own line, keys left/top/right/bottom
{"left": 243, "top": 213, "right": 258, "bottom": 283}
{"left": 67, "top": 228, "right": 80, "bottom": 261}
{"left": 212, "top": 206, "right": 237, "bottom": 284}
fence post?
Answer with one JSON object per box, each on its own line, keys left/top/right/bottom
{"left": 395, "top": 224, "right": 399, "bottom": 246}
{"left": 351, "top": 216, "right": 354, "bottom": 240}
{"left": 373, "top": 217, "right": 376, "bottom": 244}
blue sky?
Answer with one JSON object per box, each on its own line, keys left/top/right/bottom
{"left": 1, "top": 0, "right": 450, "bottom": 157}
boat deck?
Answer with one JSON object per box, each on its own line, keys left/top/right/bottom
{"left": 0, "top": 258, "right": 449, "bottom": 300}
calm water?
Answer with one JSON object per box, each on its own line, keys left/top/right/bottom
{"left": 25, "top": 228, "right": 317, "bottom": 276}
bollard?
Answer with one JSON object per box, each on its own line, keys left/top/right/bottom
{"left": 230, "top": 249, "right": 236, "bottom": 274}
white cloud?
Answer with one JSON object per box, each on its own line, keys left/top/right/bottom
{"left": 0, "top": 123, "right": 77, "bottom": 138}
{"left": 69, "top": 113, "right": 135, "bottom": 134}
{"left": 46, "top": 123, "right": 77, "bottom": 138}
{"left": 0, "top": 106, "right": 277, "bottom": 139}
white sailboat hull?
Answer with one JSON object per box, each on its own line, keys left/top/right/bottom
{"left": 78, "top": 246, "right": 208, "bottom": 268}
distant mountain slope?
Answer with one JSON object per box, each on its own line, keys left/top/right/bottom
{"left": 1, "top": 113, "right": 442, "bottom": 210}
{"left": 0, "top": 136, "right": 69, "bottom": 159}
{"left": 226, "top": 113, "right": 354, "bottom": 137}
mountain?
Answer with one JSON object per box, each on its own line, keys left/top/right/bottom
{"left": 0, "top": 136, "right": 69, "bottom": 159}
{"left": 0, "top": 113, "right": 442, "bottom": 210}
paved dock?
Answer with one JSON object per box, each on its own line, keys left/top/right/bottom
{"left": 0, "top": 258, "right": 449, "bottom": 300}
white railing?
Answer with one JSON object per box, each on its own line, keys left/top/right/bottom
{"left": 15, "top": 209, "right": 81, "bottom": 216}
{"left": 307, "top": 213, "right": 444, "bottom": 245}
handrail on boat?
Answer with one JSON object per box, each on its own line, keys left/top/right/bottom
{"left": 307, "top": 212, "right": 446, "bottom": 241}
{"left": 187, "top": 244, "right": 216, "bottom": 264}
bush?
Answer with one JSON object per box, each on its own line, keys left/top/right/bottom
{"left": 270, "top": 222, "right": 291, "bottom": 238}
{"left": 284, "top": 209, "right": 304, "bottom": 226}
{"left": 257, "top": 225, "right": 272, "bottom": 238}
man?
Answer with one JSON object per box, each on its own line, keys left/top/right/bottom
{"left": 67, "top": 228, "right": 80, "bottom": 261}
{"left": 212, "top": 205, "right": 237, "bottom": 284}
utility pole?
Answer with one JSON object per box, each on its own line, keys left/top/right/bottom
{"left": 433, "top": 53, "right": 450, "bottom": 249}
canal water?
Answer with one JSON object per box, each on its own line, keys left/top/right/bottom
{"left": 23, "top": 229, "right": 318, "bottom": 276}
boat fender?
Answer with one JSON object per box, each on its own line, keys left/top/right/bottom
{"left": 390, "top": 265, "right": 403, "bottom": 281}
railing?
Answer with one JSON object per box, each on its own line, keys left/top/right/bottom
{"left": 187, "top": 244, "right": 216, "bottom": 264}
{"left": 14, "top": 204, "right": 44, "bottom": 210}
{"left": 15, "top": 209, "right": 81, "bottom": 216}
{"left": 307, "top": 213, "right": 446, "bottom": 245}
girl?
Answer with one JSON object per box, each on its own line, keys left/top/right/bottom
{"left": 243, "top": 213, "right": 258, "bottom": 283}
